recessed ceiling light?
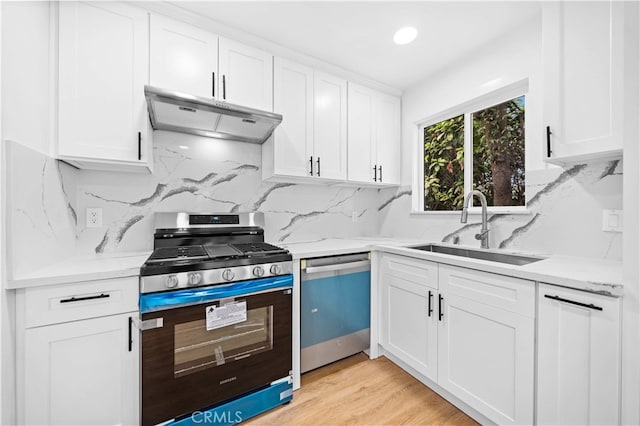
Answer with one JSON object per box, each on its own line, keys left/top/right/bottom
{"left": 393, "top": 26, "right": 417, "bottom": 45}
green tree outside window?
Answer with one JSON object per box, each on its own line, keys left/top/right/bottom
{"left": 423, "top": 96, "right": 525, "bottom": 211}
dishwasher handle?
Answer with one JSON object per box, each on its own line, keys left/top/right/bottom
{"left": 303, "top": 260, "right": 370, "bottom": 275}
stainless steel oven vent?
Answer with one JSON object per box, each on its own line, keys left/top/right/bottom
{"left": 144, "top": 85, "right": 282, "bottom": 144}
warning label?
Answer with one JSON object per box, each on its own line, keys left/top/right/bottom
{"left": 206, "top": 301, "right": 247, "bottom": 331}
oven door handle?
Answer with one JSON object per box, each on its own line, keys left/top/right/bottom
{"left": 303, "top": 260, "right": 370, "bottom": 275}
{"left": 139, "top": 317, "right": 164, "bottom": 331}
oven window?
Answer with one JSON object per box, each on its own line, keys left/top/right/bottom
{"left": 174, "top": 305, "right": 273, "bottom": 378}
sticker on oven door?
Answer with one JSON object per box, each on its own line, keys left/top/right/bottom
{"left": 214, "top": 346, "right": 225, "bottom": 366}
{"left": 206, "top": 301, "right": 247, "bottom": 331}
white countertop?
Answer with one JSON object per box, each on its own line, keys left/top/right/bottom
{"left": 282, "top": 238, "right": 623, "bottom": 297}
{"left": 7, "top": 251, "right": 151, "bottom": 289}
{"left": 373, "top": 244, "right": 622, "bottom": 297}
{"left": 280, "top": 237, "right": 424, "bottom": 259}
{"left": 6, "top": 238, "right": 623, "bottom": 297}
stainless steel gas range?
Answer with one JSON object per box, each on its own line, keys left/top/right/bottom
{"left": 138, "top": 212, "right": 293, "bottom": 426}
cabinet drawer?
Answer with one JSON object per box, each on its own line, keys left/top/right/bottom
{"left": 439, "top": 265, "right": 534, "bottom": 317}
{"left": 380, "top": 253, "right": 437, "bottom": 290}
{"left": 22, "top": 277, "right": 138, "bottom": 328}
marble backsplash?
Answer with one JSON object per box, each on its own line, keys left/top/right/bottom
{"left": 75, "top": 131, "right": 381, "bottom": 254}
{"left": 377, "top": 159, "right": 623, "bottom": 260}
{"left": 4, "top": 135, "right": 623, "bottom": 279}
{"left": 4, "top": 140, "right": 78, "bottom": 278}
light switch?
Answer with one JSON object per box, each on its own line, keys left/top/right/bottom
{"left": 602, "top": 209, "right": 623, "bottom": 232}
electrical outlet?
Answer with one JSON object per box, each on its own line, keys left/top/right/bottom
{"left": 602, "top": 209, "right": 622, "bottom": 232}
{"left": 86, "top": 208, "right": 103, "bottom": 228}
{"left": 351, "top": 211, "right": 358, "bottom": 223}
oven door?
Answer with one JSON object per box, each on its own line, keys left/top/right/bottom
{"left": 139, "top": 275, "right": 292, "bottom": 426}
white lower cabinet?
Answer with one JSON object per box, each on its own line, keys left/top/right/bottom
{"left": 438, "top": 265, "right": 534, "bottom": 425}
{"left": 17, "top": 277, "right": 139, "bottom": 426}
{"left": 23, "top": 313, "right": 139, "bottom": 426}
{"left": 537, "top": 283, "right": 621, "bottom": 425}
{"left": 380, "top": 255, "right": 438, "bottom": 381}
{"left": 379, "top": 254, "right": 535, "bottom": 425}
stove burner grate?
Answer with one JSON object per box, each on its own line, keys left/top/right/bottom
{"left": 147, "top": 245, "right": 208, "bottom": 261}
{"left": 231, "top": 242, "right": 288, "bottom": 255}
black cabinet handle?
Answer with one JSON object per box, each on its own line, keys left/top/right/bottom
{"left": 309, "top": 156, "right": 314, "bottom": 176}
{"left": 137, "top": 132, "right": 141, "bottom": 160}
{"left": 428, "top": 290, "right": 433, "bottom": 317}
{"left": 316, "top": 157, "right": 320, "bottom": 176}
{"left": 373, "top": 165, "right": 377, "bottom": 182}
{"left": 222, "top": 75, "right": 226, "bottom": 100}
{"left": 438, "top": 294, "right": 444, "bottom": 321}
{"left": 379, "top": 165, "right": 383, "bottom": 182}
{"left": 546, "top": 126, "right": 552, "bottom": 158}
{"left": 544, "top": 294, "right": 602, "bottom": 311}
{"left": 212, "top": 72, "right": 215, "bottom": 97}
{"left": 128, "top": 316, "right": 133, "bottom": 352}
{"left": 60, "top": 293, "right": 110, "bottom": 304}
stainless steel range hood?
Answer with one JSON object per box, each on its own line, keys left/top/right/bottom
{"left": 144, "top": 85, "right": 282, "bottom": 144}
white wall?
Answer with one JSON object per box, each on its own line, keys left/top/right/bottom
{"left": 1, "top": 1, "right": 53, "bottom": 156}
{"left": 0, "top": 2, "right": 12, "bottom": 424}
{"left": 621, "top": 2, "right": 640, "bottom": 423}
{"left": 0, "top": 1, "right": 4, "bottom": 421}
{"left": 376, "top": 15, "right": 623, "bottom": 260}
{"left": 1, "top": 3, "right": 53, "bottom": 423}
{"left": 400, "top": 17, "right": 545, "bottom": 187}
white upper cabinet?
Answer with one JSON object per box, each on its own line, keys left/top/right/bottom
{"left": 264, "top": 59, "right": 347, "bottom": 182}
{"left": 269, "top": 57, "right": 315, "bottom": 178}
{"left": 537, "top": 284, "right": 621, "bottom": 425}
{"left": 347, "top": 83, "right": 401, "bottom": 185}
{"left": 542, "top": 1, "right": 624, "bottom": 165}
{"left": 347, "top": 84, "right": 375, "bottom": 183}
{"left": 219, "top": 38, "right": 273, "bottom": 111}
{"left": 58, "top": 1, "right": 152, "bottom": 172}
{"left": 374, "top": 93, "right": 401, "bottom": 184}
{"left": 313, "top": 71, "right": 347, "bottom": 180}
{"left": 150, "top": 14, "right": 218, "bottom": 98}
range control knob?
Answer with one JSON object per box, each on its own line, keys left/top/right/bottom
{"left": 252, "top": 266, "right": 264, "bottom": 277}
{"left": 270, "top": 264, "right": 281, "bottom": 275}
{"left": 165, "top": 275, "right": 179, "bottom": 289}
{"left": 188, "top": 272, "right": 202, "bottom": 286}
{"left": 222, "top": 269, "right": 235, "bottom": 281}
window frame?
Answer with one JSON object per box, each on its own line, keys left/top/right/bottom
{"left": 413, "top": 79, "right": 529, "bottom": 214}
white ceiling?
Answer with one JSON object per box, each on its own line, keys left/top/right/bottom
{"left": 167, "top": 1, "right": 541, "bottom": 91}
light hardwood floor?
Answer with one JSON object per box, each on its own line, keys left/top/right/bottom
{"left": 247, "top": 354, "right": 479, "bottom": 425}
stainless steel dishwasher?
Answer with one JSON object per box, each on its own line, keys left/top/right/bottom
{"left": 300, "top": 252, "right": 371, "bottom": 373}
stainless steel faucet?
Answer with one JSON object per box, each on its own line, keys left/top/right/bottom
{"left": 460, "top": 190, "right": 489, "bottom": 249}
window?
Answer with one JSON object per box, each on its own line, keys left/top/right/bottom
{"left": 472, "top": 96, "right": 525, "bottom": 207}
{"left": 421, "top": 92, "right": 525, "bottom": 212}
{"left": 423, "top": 115, "right": 465, "bottom": 211}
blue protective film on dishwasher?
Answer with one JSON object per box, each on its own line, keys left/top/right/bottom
{"left": 139, "top": 274, "right": 293, "bottom": 313}
{"left": 301, "top": 270, "right": 370, "bottom": 348}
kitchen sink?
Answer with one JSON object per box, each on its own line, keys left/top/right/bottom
{"left": 408, "top": 244, "right": 545, "bottom": 266}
